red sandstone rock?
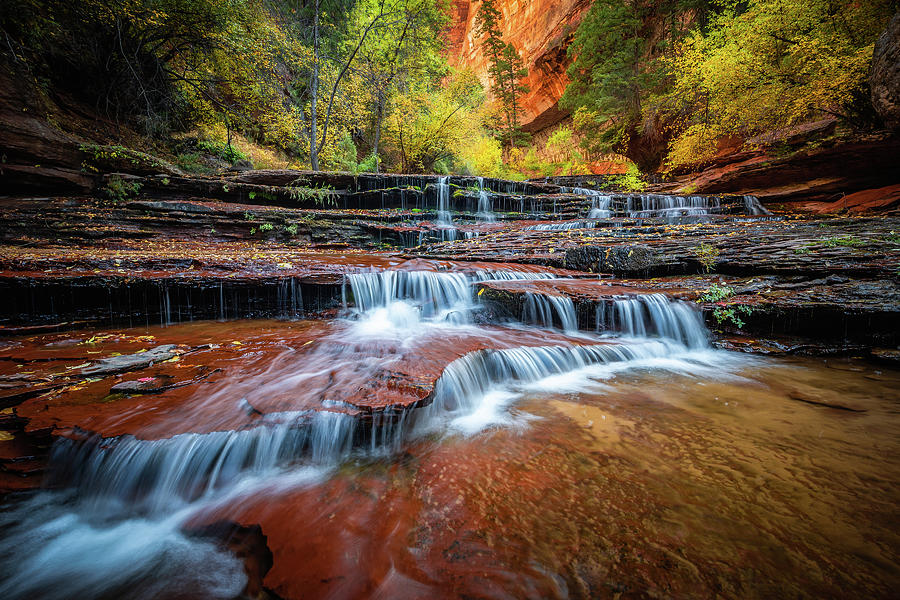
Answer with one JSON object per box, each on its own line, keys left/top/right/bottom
{"left": 816, "top": 184, "right": 900, "bottom": 213}
{"left": 11, "top": 321, "right": 607, "bottom": 440}
{"left": 446, "top": 0, "right": 592, "bottom": 132}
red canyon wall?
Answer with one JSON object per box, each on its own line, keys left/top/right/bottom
{"left": 446, "top": 0, "right": 592, "bottom": 133}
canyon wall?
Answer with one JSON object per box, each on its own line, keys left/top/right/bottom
{"left": 446, "top": 0, "right": 591, "bottom": 133}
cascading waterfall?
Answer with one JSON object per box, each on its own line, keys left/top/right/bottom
{"left": 38, "top": 337, "right": 693, "bottom": 511}
{"left": 45, "top": 411, "right": 357, "bottom": 511}
{"left": 0, "top": 263, "right": 729, "bottom": 600}
{"left": 476, "top": 177, "right": 496, "bottom": 222}
{"left": 276, "top": 277, "right": 304, "bottom": 318}
{"left": 627, "top": 195, "right": 720, "bottom": 218}
{"left": 570, "top": 188, "right": 612, "bottom": 218}
{"left": 25, "top": 275, "right": 712, "bottom": 508}
{"left": 420, "top": 339, "right": 686, "bottom": 432}
{"left": 343, "top": 269, "right": 556, "bottom": 325}
{"left": 744, "top": 195, "right": 771, "bottom": 215}
{"left": 522, "top": 293, "right": 578, "bottom": 332}
{"left": 434, "top": 176, "right": 456, "bottom": 240}
{"left": 596, "top": 293, "right": 708, "bottom": 348}
{"left": 524, "top": 220, "right": 600, "bottom": 231}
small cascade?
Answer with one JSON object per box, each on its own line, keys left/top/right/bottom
{"left": 422, "top": 340, "right": 678, "bottom": 424}
{"left": 427, "top": 176, "right": 456, "bottom": 241}
{"left": 522, "top": 293, "right": 578, "bottom": 332}
{"left": 46, "top": 412, "right": 358, "bottom": 511}
{"left": 344, "top": 271, "right": 475, "bottom": 322}
{"left": 627, "top": 195, "right": 720, "bottom": 218}
{"left": 743, "top": 195, "right": 771, "bottom": 215}
{"left": 160, "top": 283, "right": 172, "bottom": 326}
{"left": 343, "top": 269, "right": 556, "bottom": 323}
{"left": 596, "top": 293, "right": 708, "bottom": 348}
{"left": 41, "top": 337, "right": 688, "bottom": 510}
{"left": 524, "top": 220, "right": 599, "bottom": 231}
{"left": 276, "top": 277, "right": 304, "bottom": 318}
{"left": 473, "top": 270, "right": 556, "bottom": 282}
{"left": 476, "top": 177, "right": 496, "bottom": 222}
{"left": 570, "top": 188, "right": 612, "bottom": 218}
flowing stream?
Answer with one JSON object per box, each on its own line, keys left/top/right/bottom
{"left": 0, "top": 266, "right": 897, "bottom": 599}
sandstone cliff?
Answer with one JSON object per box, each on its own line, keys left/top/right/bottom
{"left": 446, "top": 0, "right": 591, "bottom": 134}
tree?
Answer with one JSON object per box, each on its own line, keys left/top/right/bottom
{"left": 382, "top": 69, "right": 484, "bottom": 172}
{"left": 474, "top": 0, "right": 529, "bottom": 148}
{"left": 351, "top": 0, "right": 448, "bottom": 171}
{"left": 308, "top": 0, "right": 433, "bottom": 171}
{"left": 560, "top": 0, "right": 713, "bottom": 172}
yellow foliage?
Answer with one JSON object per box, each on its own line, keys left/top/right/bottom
{"left": 663, "top": 0, "right": 893, "bottom": 170}
{"left": 457, "top": 135, "right": 504, "bottom": 178}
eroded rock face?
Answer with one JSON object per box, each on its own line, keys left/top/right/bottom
{"left": 446, "top": 0, "right": 592, "bottom": 132}
{"left": 871, "top": 12, "right": 900, "bottom": 130}
{"left": 0, "top": 69, "right": 93, "bottom": 194}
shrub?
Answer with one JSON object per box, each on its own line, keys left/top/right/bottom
{"left": 693, "top": 242, "right": 720, "bottom": 273}
{"left": 103, "top": 175, "right": 142, "bottom": 202}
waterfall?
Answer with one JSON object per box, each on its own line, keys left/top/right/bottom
{"left": 421, "top": 340, "right": 681, "bottom": 431}
{"left": 570, "top": 188, "right": 612, "bottom": 218}
{"left": 744, "top": 195, "right": 771, "bottom": 215}
{"left": 434, "top": 176, "right": 457, "bottom": 240}
{"left": 160, "top": 283, "right": 171, "bottom": 326}
{"left": 524, "top": 220, "right": 599, "bottom": 231}
{"left": 476, "top": 177, "right": 496, "bottom": 222}
{"left": 45, "top": 412, "right": 356, "bottom": 511}
{"left": 522, "top": 293, "right": 578, "bottom": 332}
{"left": 588, "top": 195, "right": 611, "bottom": 218}
{"left": 343, "top": 269, "right": 556, "bottom": 324}
{"left": 344, "top": 270, "right": 475, "bottom": 322}
{"left": 596, "top": 293, "right": 708, "bottom": 348}
{"left": 277, "top": 277, "right": 303, "bottom": 318}
{"left": 39, "top": 337, "right": 688, "bottom": 508}
{"left": 626, "top": 194, "right": 720, "bottom": 219}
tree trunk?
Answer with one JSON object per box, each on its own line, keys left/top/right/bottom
{"left": 373, "top": 100, "right": 383, "bottom": 173}
{"left": 309, "top": 0, "right": 320, "bottom": 171}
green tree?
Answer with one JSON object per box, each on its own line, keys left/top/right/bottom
{"left": 474, "top": 0, "right": 529, "bottom": 148}
{"left": 560, "top": 0, "right": 712, "bottom": 172}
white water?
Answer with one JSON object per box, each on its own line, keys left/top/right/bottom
{"left": 522, "top": 293, "right": 578, "bottom": 332}
{"left": 566, "top": 189, "right": 766, "bottom": 220}
{"left": 434, "top": 176, "right": 456, "bottom": 240}
{"left": 477, "top": 176, "right": 496, "bottom": 222}
{"left": 744, "top": 194, "right": 771, "bottom": 215}
{"left": 596, "top": 293, "right": 708, "bottom": 349}
{"left": 421, "top": 339, "right": 734, "bottom": 434}
{"left": 570, "top": 188, "right": 612, "bottom": 218}
{"left": 627, "top": 194, "right": 720, "bottom": 218}
{"left": 524, "top": 220, "right": 600, "bottom": 231}
{"left": 343, "top": 269, "right": 556, "bottom": 327}
{"left": 0, "top": 495, "right": 248, "bottom": 600}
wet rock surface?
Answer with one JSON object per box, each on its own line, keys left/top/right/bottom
{"left": 2, "top": 320, "right": 606, "bottom": 441}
